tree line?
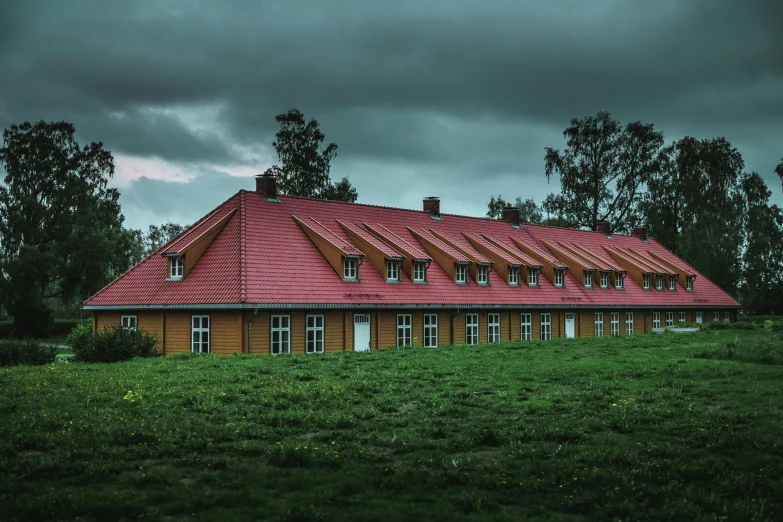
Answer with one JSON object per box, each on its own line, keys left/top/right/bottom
{"left": 487, "top": 111, "right": 783, "bottom": 315}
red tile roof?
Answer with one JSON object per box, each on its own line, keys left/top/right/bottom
{"left": 84, "top": 191, "right": 740, "bottom": 309}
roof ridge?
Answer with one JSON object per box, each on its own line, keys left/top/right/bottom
{"left": 239, "top": 190, "right": 247, "bottom": 303}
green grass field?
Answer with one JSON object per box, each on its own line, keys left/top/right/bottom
{"left": 1, "top": 328, "right": 782, "bottom": 521}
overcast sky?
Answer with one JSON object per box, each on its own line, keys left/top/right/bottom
{"left": 1, "top": 0, "right": 781, "bottom": 230}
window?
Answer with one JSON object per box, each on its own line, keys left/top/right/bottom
{"left": 386, "top": 260, "right": 400, "bottom": 282}
{"left": 344, "top": 258, "right": 357, "bottom": 280}
{"left": 678, "top": 312, "right": 685, "bottom": 324}
{"left": 686, "top": 276, "right": 694, "bottom": 291}
{"left": 540, "top": 313, "right": 551, "bottom": 340}
{"left": 465, "top": 313, "right": 479, "bottom": 345}
{"left": 477, "top": 265, "right": 489, "bottom": 285}
{"left": 455, "top": 264, "right": 467, "bottom": 284}
{"left": 656, "top": 275, "right": 664, "bottom": 290}
{"left": 528, "top": 268, "right": 538, "bottom": 286}
{"left": 724, "top": 312, "right": 730, "bottom": 322}
{"left": 616, "top": 272, "right": 624, "bottom": 289}
{"left": 396, "top": 314, "right": 412, "bottom": 347}
{"left": 488, "top": 313, "right": 500, "bottom": 343}
{"left": 666, "top": 312, "right": 673, "bottom": 326}
{"left": 625, "top": 312, "right": 634, "bottom": 335}
{"left": 594, "top": 313, "right": 604, "bottom": 337}
{"left": 643, "top": 274, "right": 651, "bottom": 289}
{"left": 413, "top": 262, "right": 426, "bottom": 283}
{"left": 508, "top": 267, "right": 519, "bottom": 286}
{"left": 191, "top": 315, "right": 210, "bottom": 353}
{"left": 600, "top": 272, "right": 609, "bottom": 289}
{"left": 521, "top": 313, "right": 532, "bottom": 341}
{"left": 653, "top": 312, "right": 661, "bottom": 328}
{"left": 424, "top": 314, "right": 438, "bottom": 347}
{"left": 713, "top": 311, "right": 720, "bottom": 322}
{"left": 120, "top": 315, "right": 137, "bottom": 331}
{"left": 271, "top": 315, "right": 290, "bottom": 355}
{"left": 584, "top": 271, "right": 593, "bottom": 288}
{"left": 306, "top": 315, "right": 324, "bottom": 354}
{"left": 555, "top": 269, "right": 565, "bottom": 287}
{"left": 169, "top": 256, "right": 184, "bottom": 279}
{"left": 669, "top": 276, "right": 676, "bottom": 291}
{"left": 610, "top": 312, "right": 620, "bottom": 336}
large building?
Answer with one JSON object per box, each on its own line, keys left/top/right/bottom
{"left": 84, "top": 174, "right": 740, "bottom": 355}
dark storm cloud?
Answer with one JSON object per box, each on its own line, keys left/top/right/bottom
{"left": 1, "top": 0, "right": 782, "bottom": 214}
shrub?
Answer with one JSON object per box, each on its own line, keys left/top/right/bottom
{"left": 66, "top": 322, "right": 94, "bottom": 352}
{"left": 73, "top": 326, "right": 161, "bottom": 363}
{"left": 0, "top": 339, "right": 58, "bottom": 367}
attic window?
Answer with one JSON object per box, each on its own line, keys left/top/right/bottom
{"left": 477, "top": 265, "right": 489, "bottom": 285}
{"left": 508, "top": 267, "right": 519, "bottom": 286}
{"left": 686, "top": 276, "right": 694, "bottom": 291}
{"left": 455, "top": 264, "right": 467, "bottom": 284}
{"left": 600, "top": 271, "right": 609, "bottom": 289}
{"left": 555, "top": 269, "right": 565, "bottom": 287}
{"left": 169, "top": 256, "right": 184, "bottom": 280}
{"left": 615, "top": 272, "right": 624, "bottom": 289}
{"left": 584, "top": 271, "right": 593, "bottom": 288}
{"left": 413, "top": 262, "right": 427, "bottom": 283}
{"left": 669, "top": 276, "right": 676, "bottom": 291}
{"left": 528, "top": 268, "right": 538, "bottom": 286}
{"left": 656, "top": 275, "right": 664, "bottom": 290}
{"left": 386, "top": 260, "right": 400, "bottom": 282}
{"left": 344, "top": 258, "right": 358, "bottom": 281}
{"left": 643, "top": 274, "right": 651, "bottom": 289}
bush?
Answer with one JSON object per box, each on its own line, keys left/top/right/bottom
{"left": 0, "top": 339, "right": 58, "bottom": 367}
{"left": 66, "top": 322, "right": 94, "bottom": 352}
{"left": 73, "top": 326, "right": 160, "bottom": 363}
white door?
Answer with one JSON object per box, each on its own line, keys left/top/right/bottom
{"left": 696, "top": 312, "right": 703, "bottom": 324}
{"left": 565, "top": 313, "right": 575, "bottom": 339}
{"left": 353, "top": 314, "right": 371, "bottom": 352}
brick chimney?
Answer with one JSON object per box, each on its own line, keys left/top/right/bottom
{"left": 633, "top": 227, "right": 647, "bottom": 240}
{"left": 423, "top": 197, "right": 440, "bottom": 219}
{"left": 256, "top": 172, "right": 277, "bottom": 199}
{"left": 503, "top": 207, "right": 520, "bottom": 227}
{"left": 596, "top": 221, "right": 611, "bottom": 235}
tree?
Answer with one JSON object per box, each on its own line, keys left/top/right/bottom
{"left": 486, "top": 195, "right": 543, "bottom": 224}
{"left": 739, "top": 172, "right": 783, "bottom": 314}
{"left": 263, "top": 109, "right": 358, "bottom": 201}
{"left": 543, "top": 111, "right": 664, "bottom": 233}
{"left": 144, "top": 222, "right": 187, "bottom": 255}
{"left": 0, "top": 121, "right": 132, "bottom": 335}
{"left": 776, "top": 158, "right": 783, "bottom": 191}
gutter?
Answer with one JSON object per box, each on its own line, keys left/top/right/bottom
{"left": 82, "top": 303, "right": 741, "bottom": 311}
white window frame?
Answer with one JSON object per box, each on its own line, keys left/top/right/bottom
{"left": 423, "top": 314, "right": 438, "bottom": 347}
{"left": 601, "top": 272, "right": 609, "bottom": 289}
{"left": 713, "top": 311, "right": 720, "bottom": 322}
{"left": 615, "top": 272, "right": 624, "bottom": 289}
{"left": 169, "top": 256, "right": 184, "bottom": 279}
{"left": 687, "top": 277, "right": 694, "bottom": 291}
{"left": 385, "top": 260, "right": 400, "bottom": 282}
{"left": 610, "top": 312, "right": 620, "bottom": 336}
{"left": 508, "top": 267, "right": 519, "bottom": 286}
{"left": 669, "top": 276, "right": 676, "bottom": 291}
{"left": 625, "top": 312, "right": 634, "bottom": 335}
{"left": 396, "top": 314, "right": 412, "bottom": 347}
{"left": 465, "top": 313, "right": 479, "bottom": 345}
{"left": 594, "top": 312, "right": 604, "bottom": 337}
{"left": 584, "top": 271, "right": 593, "bottom": 288}
{"left": 271, "top": 314, "right": 291, "bottom": 355}
{"left": 643, "top": 274, "right": 651, "bottom": 289}
{"left": 724, "top": 312, "right": 730, "bottom": 322}
{"left": 653, "top": 312, "right": 661, "bottom": 328}
{"left": 678, "top": 312, "right": 685, "bottom": 324}
{"left": 455, "top": 264, "right": 467, "bottom": 284}
{"left": 528, "top": 268, "right": 538, "bottom": 286}
{"left": 413, "top": 262, "right": 426, "bottom": 283}
{"left": 656, "top": 275, "right": 664, "bottom": 290}
{"left": 343, "top": 258, "right": 357, "bottom": 280}
{"left": 540, "top": 313, "right": 552, "bottom": 340}
{"left": 488, "top": 313, "right": 500, "bottom": 343}
{"left": 477, "top": 265, "right": 489, "bottom": 285}
{"left": 666, "top": 312, "right": 674, "bottom": 327}
{"left": 191, "top": 315, "right": 210, "bottom": 353}
{"left": 306, "top": 314, "right": 325, "bottom": 354}
{"left": 555, "top": 269, "right": 565, "bottom": 287}
{"left": 121, "top": 315, "right": 137, "bottom": 331}
{"left": 521, "top": 313, "right": 532, "bottom": 341}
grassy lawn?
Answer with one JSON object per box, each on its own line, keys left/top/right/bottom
{"left": 1, "top": 329, "right": 782, "bottom": 521}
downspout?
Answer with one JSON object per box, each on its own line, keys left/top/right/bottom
{"left": 247, "top": 308, "right": 260, "bottom": 354}
{"left": 451, "top": 308, "right": 460, "bottom": 346}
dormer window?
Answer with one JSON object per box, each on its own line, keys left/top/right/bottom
{"left": 584, "top": 271, "right": 593, "bottom": 288}
{"left": 385, "top": 260, "right": 400, "bottom": 282}
{"left": 413, "top": 262, "right": 427, "bottom": 283}
{"left": 343, "top": 258, "right": 357, "bottom": 280}
{"left": 643, "top": 274, "right": 651, "bottom": 289}
{"left": 555, "top": 269, "right": 565, "bottom": 287}
{"left": 477, "top": 265, "right": 489, "bottom": 285}
{"left": 686, "top": 276, "right": 694, "bottom": 291}
{"left": 508, "top": 267, "right": 519, "bottom": 286}
{"left": 528, "top": 268, "right": 539, "bottom": 286}
{"left": 669, "top": 276, "right": 676, "bottom": 291}
{"left": 656, "top": 275, "right": 664, "bottom": 290}
{"left": 169, "top": 256, "right": 184, "bottom": 280}
{"left": 455, "top": 264, "right": 467, "bottom": 284}
{"left": 600, "top": 271, "right": 609, "bottom": 288}
{"left": 615, "top": 272, "right": 624, "bottom": 289}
